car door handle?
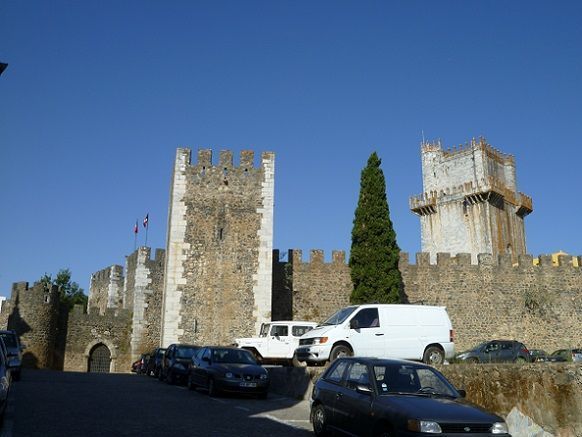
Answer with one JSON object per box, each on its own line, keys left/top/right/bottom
{"left": 375, "top": 333, "right": 384, "bottom": 336}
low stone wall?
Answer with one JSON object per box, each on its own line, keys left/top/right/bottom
{"left": 268, "top": 363, "right": 582, "bottom": 436}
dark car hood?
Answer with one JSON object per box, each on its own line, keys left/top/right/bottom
{"left": 213, "top": 363, "right": 266, "bottom": 375}
{"left": 377, "top": 395, "right": 503, "bottom": 423}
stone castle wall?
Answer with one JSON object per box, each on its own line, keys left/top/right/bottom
{"left": 400, "top": 252, "right": 582, "bottom": 352}
{"left": 125, "top": 247, "right": 165, "bottom": 360}
{"left": 273, "top": 249, "right": 582, "bottom": 354}
{"left": 88, "top": 265, "right": 124, "bottom": 315}
{"left": 6, "top": 282, "right": 60, "bottom": 368}
{"left": 272, "top": 249, "right": 352, "bottom": 323}
{"left": 161, "top": 149, "right": 274, "bottom": 347}
{"left": 63, "top": 305, "right": 132, "bottom": 373}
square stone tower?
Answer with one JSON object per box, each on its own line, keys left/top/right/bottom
{"left": 410, "top": 138, "right": 533, "bottom": 263}
{"left": 161, "top": 148, "right": 275, "bottom": 347}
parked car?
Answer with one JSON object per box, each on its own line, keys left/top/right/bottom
{"left": 311, "top": 357, "right": 510, "bottom": 437}
{"left": 455, "top": 340, "right": 531, "bottom": 363}
{"left": 0, "top": 330, "right": 24, "bottom": 381}
{"left": 131, "top": 353, "right": 150, "bottom": 374}
{"left": 188, "top": 346, "right": 269, "bottom": 398}
{"left": 234, "top": 320, "right": 317, "bottom": 366}
{"left": 548, "top": 348, "right": 582, "bottom": 362}
{"left": 529, "top": 349, "right": 550, "bottom": 363}
{"left": 146, "top": 347, "right": 166, "bottom": 377}
{"left": 0, "top": 340, "right": 11, "bottom": 423}
{"left": 159, "top": 344, "right": 200, "bottom": 384}
{"left": 295, "top": 304, "right": 455, "bottom": 366}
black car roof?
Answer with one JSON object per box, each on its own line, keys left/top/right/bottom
{"left": 332, "top": 356, "right": 430, "bottom": 368}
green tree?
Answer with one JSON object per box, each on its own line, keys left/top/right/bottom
{"left": 349, "top": 152, "right": 403, "bottom": 303}
{"left": 41, "top": 269, "right": 88, "bottom": 311}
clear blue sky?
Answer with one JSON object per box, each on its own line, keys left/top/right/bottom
{"left": 1, "top": 1, "right": 581, "bottom": 297}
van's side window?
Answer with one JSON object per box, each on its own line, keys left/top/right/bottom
{"left": 271, "top": 325, "right": 288, "bottom": 337}
{"left": 352, "top": 308, "right": 380, "bottom": 328}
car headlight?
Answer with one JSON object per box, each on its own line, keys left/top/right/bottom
{"left": 313, "top": 337, "right": 328, "bottom": 345}
{"left": 491, "top": 422, "right": 509, "bottom": 434}
{"left": 225, "top": 372, "right": 234, "bottom": 379}
{"left": 408, "top": 420, "right": 442, "bottom": 433}
{"left": 456, "top": 353, "right": 468, "bottom": 360}
{"left": 259, "top": 374, "right": 268, "bottom": 380}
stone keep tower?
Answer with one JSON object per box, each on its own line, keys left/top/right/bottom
{"left": 161, "top": 148, "right": 275, "bottom": 347}
{"left": 410, "top": 138, "right": 533, "bottom": 262}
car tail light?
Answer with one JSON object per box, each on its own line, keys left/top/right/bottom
{"left": 449, "top": 329, "right": 454, "bottom": 342}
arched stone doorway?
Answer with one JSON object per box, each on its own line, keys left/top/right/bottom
{"left": 88, "top": 343, "right": 111, "bottom": 373}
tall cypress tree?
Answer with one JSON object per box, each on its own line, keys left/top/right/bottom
{"left": 349, "top": 152, "right": 403, "bottom": 304}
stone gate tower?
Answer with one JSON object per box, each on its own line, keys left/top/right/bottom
{"left": 161, "top": 148, "right": 275, "bottom": 347}
{"left": 409, "top": 138, "right": 533, "bottom": 263}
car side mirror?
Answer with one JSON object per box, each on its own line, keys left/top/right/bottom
{"left": 356, "top": 384, "right": 373, "bottom": 395}
{"left": 457, "top": 389, "right": 466, "bottom": 398}
{"left": 349, "top": 319, "right": 359, "bottom": 329}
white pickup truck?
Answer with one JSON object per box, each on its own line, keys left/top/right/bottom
{"left": 234, "top": 321, "right": 317, "bottom": 366}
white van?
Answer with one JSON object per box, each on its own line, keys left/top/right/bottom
{"left": 294, "top": 304, "right": 454, "bottom": 365}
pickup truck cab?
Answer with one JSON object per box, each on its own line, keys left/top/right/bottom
{"left": 234, "top": 321, "right": 317, "bottom": 366}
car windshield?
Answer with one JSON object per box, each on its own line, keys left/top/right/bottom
{"left": 212, "top": 349, "right": 257, "bottom": 364}
{"left": 259, "top": 324, "right": 270, "bottom": 337}
{"left": 373, "top": 364, "right": 457, "bottom": 397}
{"left": 0, "top": 333, "right": 17, "bottom": 348}
{"left": 176, "top": 347, "right": 198, "bottom": 358}
{"left": 320, "top": 306, "right": 357, "bottom": 326}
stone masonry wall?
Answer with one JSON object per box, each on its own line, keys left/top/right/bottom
{"left": 88, "top": 265, "right": 124, "bottom": 315}
{"left": 125, "top": 247, "right": 165, "bottom": 361}
{"left": 6, "top": 282, "right": 60, "bottom": 368}
{"left": 63, "top": 305, "right": 132, "bottom": 373}
{"left": 400, "top": 252, "right": 582, "bottom": 353}
{"left": 162, "top": 149, "right": 274, "bottom": 347}
{"left": 273, "top": 249, "right": 352, "bottom": 323}
{"left": 275, "top": 250, "right": 581, "bottom": 355}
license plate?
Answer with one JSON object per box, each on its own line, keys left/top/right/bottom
{"left": 240, "top": 382, "right": 257, "bottom": 387}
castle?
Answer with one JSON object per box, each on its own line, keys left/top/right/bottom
{"left": 1, "top": 141, "right": 580, "bottom": 373}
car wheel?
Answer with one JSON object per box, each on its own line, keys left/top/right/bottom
{"left": 292, "top": 353, "right": 307, "bottom": 368}
{"left": 311, "top": 404, "right": 329, "bottom": 436}
{"left": 468, "top": 357, "right": 479, "bottom": 364}
{"left": 330, "top": 344, "right": 352, "bottom": 362}
{"left": 423, "top": 346, "right": 444, "bottom": 365}
{"left": 208, "top": 378, "right": 218, "bottom": 397}
{"left": 166, "top": 370, "right": 175, "bottom": 385}
{"left": 187, "top": 374, "right": 196, "bottom": 391}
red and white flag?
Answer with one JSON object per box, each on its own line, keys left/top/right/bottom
{"left": 143, "top": 213, "right": 149, "bottom": 228}
{"left": 134, "top": 221, "right": 139, "bottom": 234}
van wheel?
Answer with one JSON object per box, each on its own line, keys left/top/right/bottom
{"left": 330, "top": 345, "right": 352, "bottom": 362}
{"left": 423, "top": 347, "right": 444, "bottom": 365}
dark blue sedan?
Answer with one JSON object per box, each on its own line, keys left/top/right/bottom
{"left": 311, "top": 357, "right": 510, "bottom": 436}
{"left": 188, "top": 346, "right": 269, "bottom": 398}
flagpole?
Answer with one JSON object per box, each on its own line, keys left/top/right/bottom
{"left": 134, "top": 219, "right": 138, "bottom": 251}
{"left": 145, "top": 225, "right": 149, "bottom": 247}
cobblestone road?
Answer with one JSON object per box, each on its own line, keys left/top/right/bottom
{"left": 1, "top": 370, "right": 313, "bottom": 437}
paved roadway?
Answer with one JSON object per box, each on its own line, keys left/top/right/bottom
{"left": 1, "top": 370, "right": 313, "bottom": 437}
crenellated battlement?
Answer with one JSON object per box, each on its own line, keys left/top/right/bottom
{"left": 421, "top": 137, "right": 515, "bottom": 165}
{"left": 274, "top": 249, "right": 347, "bottom": 265}
{"left": 90, "top": 265, "right": 123, "bottom": 282}
{"left": 70, "top": 304, "right": 131, "bottom": 321}
{"left": 399, "top": 252, "right": 581, "bottom": 268}
{"left": 177, "top": 148, "right": 274, "bottom": 172}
